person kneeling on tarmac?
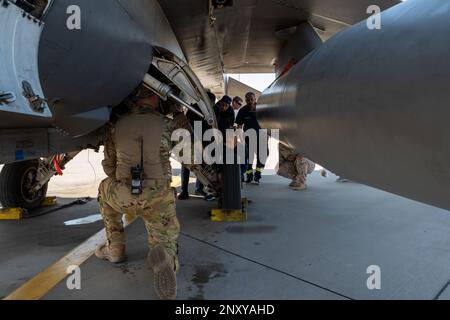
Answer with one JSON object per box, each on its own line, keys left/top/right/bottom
{"left": 95, "top": 86, "right": 180, "bottom": 300}
{"left": 278, "top": 143, "right": 316, "bottom": 190}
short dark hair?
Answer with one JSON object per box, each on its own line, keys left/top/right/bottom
{"left": 206, "top": 91, "right": 217, "bottom": 104}
{"left": 245, "top": 92, "right": 256, "bottom": 100}
{"left": 220, "top": 95, "right": 232, "bottom": 105}
{"left": 233, "top": 96, "right": 243, "bottom": 104}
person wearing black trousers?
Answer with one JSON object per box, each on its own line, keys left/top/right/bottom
{"left": 236, "top": 92, "right": 266, "bottom": 184}
{"left": 177, "top": 167, "right": 205, "bottom": 200}
{"left": 178, "top": 92, "right": 217, "bottom": 201}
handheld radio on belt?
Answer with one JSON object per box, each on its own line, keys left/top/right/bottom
{"left": 131, "top": 138, "right": 144, "bottom": 195}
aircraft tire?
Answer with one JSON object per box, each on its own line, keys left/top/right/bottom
{"left": 0, "top": 160, "right": 48, "bottom": 210}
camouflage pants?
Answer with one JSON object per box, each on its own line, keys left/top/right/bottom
{"left": 98, "top": 177, "right": 180, "bottom": 267}
{"left": 292, "top": 157, "right": 315, "bottom": 184}
{"left": 278, "top": 145, "right": 315, "bottom": 184}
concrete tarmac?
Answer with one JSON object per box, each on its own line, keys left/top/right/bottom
{"left": 2, "top": 157, "right": 450, "bottom": 299}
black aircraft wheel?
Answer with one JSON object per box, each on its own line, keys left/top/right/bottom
{"left": 0, "top": 160, "right": 48, "bottom": 210}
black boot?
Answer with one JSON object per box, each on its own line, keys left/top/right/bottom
{"left": 254, "top": 171, "right": 262, "bottom": 184}
{"left": 177, "top": 192, "right": 189, "bottom": 200}
{"left": 245, "top": 172, "right": 254, "bottom": 184}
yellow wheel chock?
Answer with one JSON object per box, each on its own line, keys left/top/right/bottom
{"left": 210, "top": 198, "right": 249, "bottom": 222}
{"left": 0, "top": 197, "right": 58, "bottom": 220}
{"left": 0, "top": 207, "right": 27, "bottom": 220}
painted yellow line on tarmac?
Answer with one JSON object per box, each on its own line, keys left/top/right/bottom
{"left": 4, "top": 176, "right": 182, "bottom": 300}
{"left": 4, "top": 216, "right": 136, "bottom": 300}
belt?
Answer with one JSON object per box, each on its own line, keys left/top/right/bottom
{"left": 118, "top": 178, "right": 170, "bottom": 189}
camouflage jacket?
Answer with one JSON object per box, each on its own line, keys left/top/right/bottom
{"left": 102, "top": 106, "right": 175, "bottom": 181}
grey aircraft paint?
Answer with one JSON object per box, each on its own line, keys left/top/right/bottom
{"left": 2, "top": 0, "right": 449, "bottom": 214}
{"left": 38, "top": 0, "right": 185, "bottom": 137}
{"left": 258, "top": 0, "right": 450, "bottom": 210}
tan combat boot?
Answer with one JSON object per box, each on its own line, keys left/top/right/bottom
{"left": 289, "top": 180, "right": 307, "bottom": 191}
{"left": 148, "top": 245, "right": 177, "bottom": 300}
{"left": 95, "top": 243, "right": 127, "bottom": 263}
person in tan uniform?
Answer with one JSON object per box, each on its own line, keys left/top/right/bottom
{"left": 95, "top": 86, "right": 179, "bottom": 300}
{"left": 278, "top": 143, "right": 316, "bottom": 190}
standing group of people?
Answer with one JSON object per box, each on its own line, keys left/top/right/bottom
{"left": 178, "top": 91, "right": 267, "bottom": 202}
{"left": 216, "top": 92, "right": 266, "bottom": 184}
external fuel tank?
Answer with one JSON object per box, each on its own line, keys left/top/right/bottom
{"left": 258, "top": 0, "right": 450, "bottom": 210}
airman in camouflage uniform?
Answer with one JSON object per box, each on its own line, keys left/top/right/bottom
{"left": 95, "top": 87, "right": 179, "bottom": 300}
{"left": 278, "top": 143, "right": 315, "bottom": 190}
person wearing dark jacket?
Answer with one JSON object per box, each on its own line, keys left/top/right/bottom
{"left": 215, "top": 95, "right": 235, "bottom": 137}
{"left": 236, "top": 92, "right": 266, "bottom": 184}
{"left": 215, "top": 96, "right": 236, "bottom": 164}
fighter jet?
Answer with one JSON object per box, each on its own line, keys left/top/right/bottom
{"left": 1, "top": 0, "right": 449, "bottom": 212}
